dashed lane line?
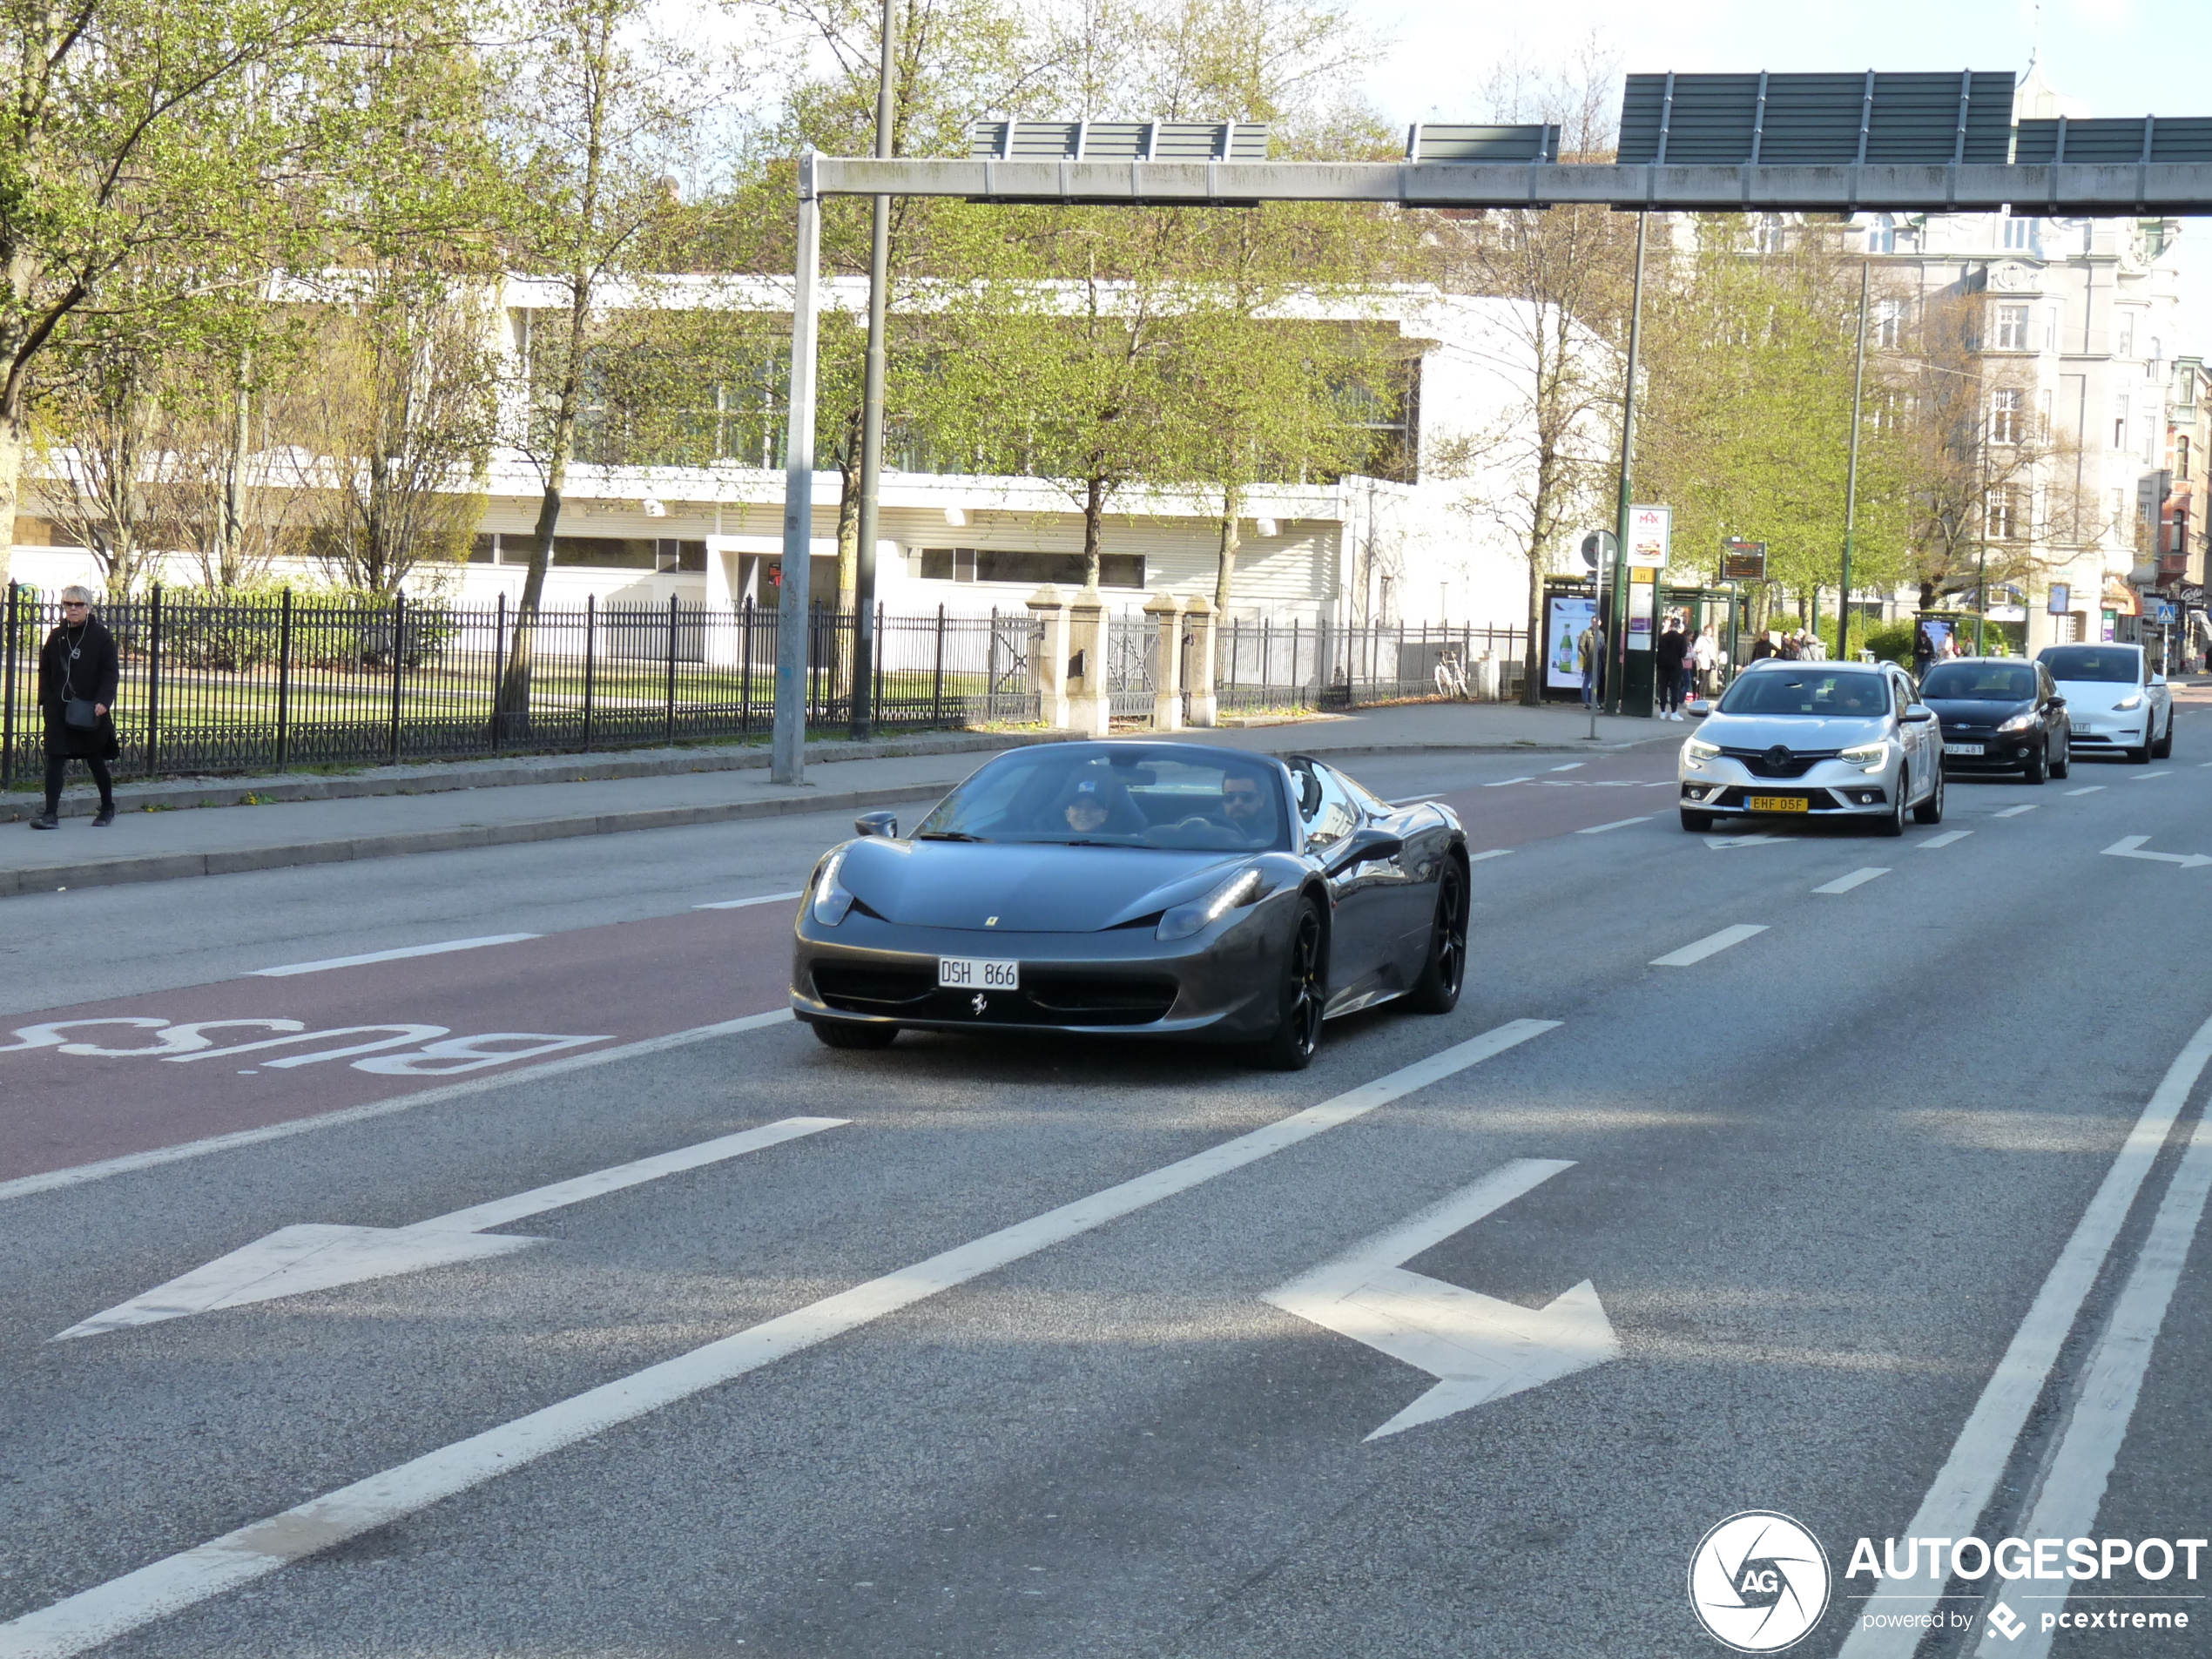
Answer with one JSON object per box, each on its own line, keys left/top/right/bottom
{"left": 1650, "top": 924, "right": 1767, "bottom": 967}
{"left": 1919, "top": 830, "right": 1973, "bottom": 849}
{"left": 1468, "top": 849, "right": 1513, "bottom": 863}
{"left": 1991, "top": 805, "right": 2038, "bottom": 819}
{"left": 1548, "top": 762, "right": 1585, "bottom": 772}
{"left": 2129, "top": 770, "right": 2174, "bottom": 781}
{"left": 1483, "top": 777, "right": 1534, "bottom": 788}
{"left": 1576, "top": 817, "right": 1653, "bottom": 835}
{"left": 0, "top": 1018, "right": 1562, "bottom": 1659}
{"left": 252, "top": 935, "right": 539, "bottom": 978}
{"left": 693, "top": 890, "right": 806, "bottom": 911}
{"left": 0, "top": 1011, "right": 799, "bottom": 1206}
{"left": 1812, "top": 867, "right": 1891, "bottom": 894}
{"left": 2066, "top": 786, "right": 2107, "bottom": 795}
{"left": 1834, "top": 1010, "right": 2212, "bottom": 1657}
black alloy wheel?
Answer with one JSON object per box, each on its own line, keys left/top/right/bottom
{"left": 2050, "top": 732, "right": 2070, "bottom": 779}
{"left": 1876, "top": 767, "right": 1908, "bottom": 837}
{"left": 1254, "top": 900, "right": 1325, "bottom": 1071}
{"left": 1407, "top": 863, "right": 1467, "bottom": 1014}
{"left": 1913, "top": 762, "right": 1946, "bottom": 825}
{"left": 2155, "top": 712, "right": 2174, "bottom": 759}
{"left": 2130, "top": 724, "right": 2155, "bottom": 764}
{"left": 811, "top": 1016, "right": 900, "bottom": 1050}
{"left": 2023, "top": 738, "right": 2047, "bottom": 785}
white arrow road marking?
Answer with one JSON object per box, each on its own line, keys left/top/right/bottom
{"left": 0, "top": 1019, "right": 1560, "bottom": 1659}
{"left": 1548, "top": 761, "right": 1584, "bottom": 772}
{"left": 1265, "top": 1159, "right": 1616, "bottom": 1440}
{"left": 1812, "top": 867, "right": 1890, "bottom": 894}
{"left": 51, "top": 1117, "right": 844, "bottom": 1339}
{"left": 693, "top": 890, "right": 805, "bottom": 910}
{"left": 2065, "top": 785, "right": 2106, "bottom": 795}
{"left": 252, "top": 936, "right": 539, "bottom": 977}
{"left": 1919, "top": 830, "right": 1973, "bottom": 849}
{"left": 1704, "top": 833, "right": 1784, "bottom": 849}
{"left": 1651, "top": 924, "right": 1767, "bottom": 967}
{"left": 1836, "top": 1010, "right": 2212, "bottom": 1659}
{"left": 1575, "top": 816, "right": 1651, "bottom": 834}
{"left": 1992, "top": 805, "right": 2038, "bottom": 819}
{"left": 2101, "top": 835, "right": 2212, "bottom": 869}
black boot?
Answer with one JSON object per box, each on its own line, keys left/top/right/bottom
{"left": 91, "top": 805, "right": 115, "bottom": 827}
{"left": 30, "top": 812, "right": 57, "bottom": 830}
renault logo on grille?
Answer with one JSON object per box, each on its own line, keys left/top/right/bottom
{"left": 1764, "top": 745, "right": 1794, "bottom": 770}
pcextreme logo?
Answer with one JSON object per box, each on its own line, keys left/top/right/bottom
{"left": 1689, "top": 1511, "right": 1832, "bottom": 1653}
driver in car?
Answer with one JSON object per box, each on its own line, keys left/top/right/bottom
{"left": 1218, "top": 768, "right": 1278, "bottom": 838}
{"left": 1064, "top": 779, "right": 1113, "bottom": 833}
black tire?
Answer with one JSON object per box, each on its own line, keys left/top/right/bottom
{"left": 1253, "top": 900, "right": 1325, "bottom": 1071}
{"left": 1680, "top": 808, "right": 1715, "bottom": 832}
{"left": 1913, "top": 762, "right": 1946, "bottom": 825}
{"left": 2155, "top": 712, "right": 2174, "bottom": 759}
{"left": 2051, "top": 733, "right": 2070, "bottom": 779}
{"left": 1406, "top": 862, "right": 1467, "bottom": 1015}
{"left": 2129, "top": 730, "right": 2154, "bottom": 764}
{"left": 1876, "top": 768, "right": 1908, "bottom": 837}
{"left": 810, "top": 1017, "right": 899, "bottom": 1050}
{"left": 2023, "top": 739, "right": 2047, "bottom": 785}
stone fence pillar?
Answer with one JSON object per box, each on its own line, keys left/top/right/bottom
{"left": 1183, "top": 594, "right": 1218, "bottom": 727}
{"left": 1144, "top": 591, "right": 1185, "bottom": 730}
{"left": 1026, "top": 584, "right": 1071, "bottom": 729}
{"left": 1064, "top": 586, "right": 1111, "bottom": 738}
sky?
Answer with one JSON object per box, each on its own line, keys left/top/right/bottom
{"left": 1339, "top": 0, "right": 2212, "bottom": 351}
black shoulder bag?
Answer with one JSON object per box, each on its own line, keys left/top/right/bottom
{"left": 60, "top": 628, "right": 100, "bottom": 730}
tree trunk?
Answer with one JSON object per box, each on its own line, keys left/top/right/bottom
{"left": 1082, "top": 474, "right": 1104, "bottom": 589}
{"left": 499, "top": 298, "right": 587, "bottom": 742}
{"left": 1521, "top": 554, "right": 1543, "bottom": 707}
{"left": 1213, "top": 487, "right": 1240, "bottom": 613}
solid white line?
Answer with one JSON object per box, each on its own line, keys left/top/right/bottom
{"left": 251, "top": 935, "right": 539, "bottom": 978}
{"left": 2066, "top": 786, "right": 2107, "bottom": 795}
{"left": 1835, "top": 1008, "right": 2212, "bottom": 1658}
{"left": 1575, "top": 817, "right": 1652, "bottom": 835}
{"left": 0, "top": 1019, "right": 1561, "bottom": 1659}
{"left": 1981, "top": 1105, "right": 2212, "bottom": 1659}
{"left": 692, "top": 890, "right": 806, "bottom": 911}
{"left": 1992, "top": 805, "right": 2038, "bottom": 819}
{"left": 1468, "top": 848, "right": 1513, "bottom": 862}
{"left": 1548, "top": 762, "right": 1584, "bottom": 772}
{"left": 1918, "top": 830, "right": 1973, "bottom": 848}
{"left": 1482, "top": 776, "right": 1533, "bottom": 788}
{"left": 1649, "top": 924, "right": 1767, "bottom": 967}
{"left": 1812, "top": 867, "right": 1891, "bottom": 894}
{"left": 0, "top": 1011, "right": 797, "bottom": 1207}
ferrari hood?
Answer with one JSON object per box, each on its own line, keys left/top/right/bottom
{"left": 840, "top": 838, "right": 1244, "bottom": 932}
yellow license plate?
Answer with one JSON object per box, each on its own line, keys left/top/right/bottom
{"left": 1747, "top": 795, "right": 1810, "bottom": 813}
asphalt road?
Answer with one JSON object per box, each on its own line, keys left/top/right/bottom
{"left": 3, "top": 718, "right": 2211, "bottom": 1658}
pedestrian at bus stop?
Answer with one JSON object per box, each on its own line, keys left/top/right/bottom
{"left": 1693, "top": 624, "right": 1719, "bottom": 695}
{"left": 1655, "top": 617, "right": 1689, "bottom": 718}
{"left": 30, "top": 585, "right": 119, "bottom": 831}
{"left": 1578, "top": 616, "right": 1605, "bottom": 707}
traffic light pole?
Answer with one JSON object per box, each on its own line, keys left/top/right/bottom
{"left": 1606, "top": 211, "right": 1649, "bottom": 717}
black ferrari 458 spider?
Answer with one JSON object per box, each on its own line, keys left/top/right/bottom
{"left": 789, "top": 741, "right": 1470, "bottom": 1069}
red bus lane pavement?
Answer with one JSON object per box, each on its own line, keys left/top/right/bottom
{"left": 0, "top": 900, "right": 800, "bottom": 1182}
{"left": 1426, "top": 751, "right": 1681, "bottom": 846}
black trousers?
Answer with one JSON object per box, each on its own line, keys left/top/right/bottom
{"left": 44, "top": 753, "right": 114, "bottom": 812}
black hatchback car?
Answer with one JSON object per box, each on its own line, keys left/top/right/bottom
{"left": 1918, "top": 658, "right": 2071, "bottom": 782}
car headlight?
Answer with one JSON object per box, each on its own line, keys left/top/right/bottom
{"left": 2115, "top": 694, "right": 2143, "bottom": 711}
{"left": 1684, "top": 738, "right": 1721, "bottom": 763}
{"left": 1157, "top": 868, "right": 1265, "bottom": 941}
{"left": 811, "top": 850, "right": 856, "bottom": 926}
{"left": 1997, "top": 711, "right": 2039, "bottom": 733}
{"left": 1839, "top": 741, "right": 1889, "bottom": 772}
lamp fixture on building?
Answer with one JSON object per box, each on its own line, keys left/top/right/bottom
{"left": 1255, "top": 517, "right": 1278, "bottom": 538}
{"left": 642, "top": 497, "right": 668, "bottom": 517}
{"left": 945, "top": 506, "right": 968, "bottom": 527}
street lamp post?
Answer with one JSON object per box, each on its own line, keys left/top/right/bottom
{"left": 1607, "top": 211, "right": 1649, "bottom": 717}
{"left": 849, "top": 0, "right": 897, "bottom": 739}
{"left": 1840, "top": 260, "right": 1870, "bottom": 662}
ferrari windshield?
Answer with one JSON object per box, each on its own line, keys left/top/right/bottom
{"left": 912, "top": 746, "right": 1291, "bottom": 851}
{"left": 1716, "top": 670, "right": 1891, "bottom": 717}
{"left": 1920, "top": 664, "right": 2035, "bottom": 701}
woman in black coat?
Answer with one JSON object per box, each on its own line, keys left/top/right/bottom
{"left": 32, "top": 584, "right": 120, "bottom": 829}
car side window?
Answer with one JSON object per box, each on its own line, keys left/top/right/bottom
{"left": 1291, "top": 759, "right": 1360, "bottom": 851}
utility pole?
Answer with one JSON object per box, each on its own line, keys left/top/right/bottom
{"left": 772, "top": 153, "right": 822, "bottom": 785}
{"left": 849, "top": 0, "right": 897, "bottom": 739}
{"left": 1839, "top": 260, "right": 1870, "bottom": 662}
{"left": 1606, "top": 211, "right": 1649, "bottom": 717}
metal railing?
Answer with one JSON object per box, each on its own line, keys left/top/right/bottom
{"left": 0, "top": 584, "right": 1527, "bottom": 783}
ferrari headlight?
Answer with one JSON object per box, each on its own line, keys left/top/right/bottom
{"left": 1157, "top": 869, "right": 1265, "bottom": 941}
{"left": 1839, "top": 741, "right": 1889, "bottom": 772}
{"left": 811, "top": 850, "right": 856, "bottom": 926}
{"left": 1997, "top": 711, "right": 2038, "bottom": 733}
{"left": 1684, "top": 738, "right": 1721, "bottom": 764}
{"left": 2114, "top": 694, "right": 2143, "bottom": 711}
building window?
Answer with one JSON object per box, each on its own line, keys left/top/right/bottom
{"left": 2182, "top": 435, "right": 2193, "bottom": 480}
{"left": 1871, "top": 299, "right": 1905, "bottom": 348}
{"left": 917, "top": 548, "right": 1145, "bottom": 589}
{"left": 1993, "top": 304, "right": 2030, "bottom": 350}
{"left": 2003, "top": 217, "right": 2035, "bottom": 250}
{"left": 1868, "top": 214, "right": 1896, "bottom": 254}
{"left": 2040, "top": 388, "right": 2054, "bottom": 440}
{"left": 1991, "top": 388, "right": 2024, "bottom": 445}
{"left": 2119, "top": 314, "right": 2136, "bottom": 358}
{"left": 2114, "top": 395, "right": 2131, "bottom": 449}
{"left": 1986, "top": 489, "right": 2018, "bottom": 541}
{"left": 1754, "top": 215, "right": 1787, "bottom": 254}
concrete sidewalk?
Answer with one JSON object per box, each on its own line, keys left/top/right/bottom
{"left": 0, "top": 700, "right": 1675, "bottom": 898}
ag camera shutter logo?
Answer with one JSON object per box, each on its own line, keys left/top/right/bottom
{"left": 1689, "top": 1511, "right": 1832, "bottom": 1652}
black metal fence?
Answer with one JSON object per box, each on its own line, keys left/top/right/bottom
{"left": 0, "top": 583, "right": 1527, "bottom": 784}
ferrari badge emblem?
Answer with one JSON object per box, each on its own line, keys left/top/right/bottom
{"left": 970, "top": 994, "right": 988, "bottom": 1015}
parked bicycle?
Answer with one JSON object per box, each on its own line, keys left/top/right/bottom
{"left": 1433, "top": 648, "right": 1472, "bottom": 700}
